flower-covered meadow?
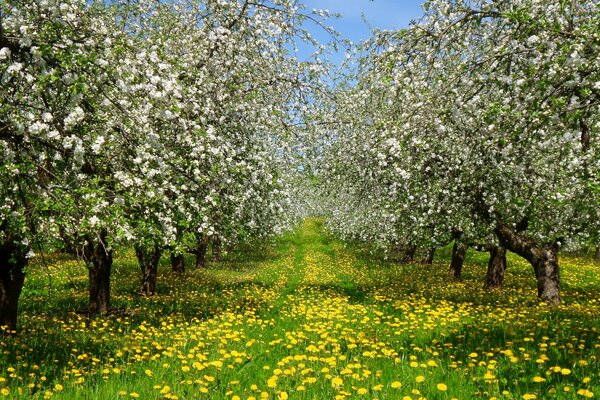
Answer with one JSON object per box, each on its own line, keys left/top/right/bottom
{"left": 1, "top": 219, "right": 598, "bottom": 400}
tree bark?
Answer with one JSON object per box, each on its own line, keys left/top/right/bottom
{"left": 496, "top": 222, "right": 560, "bottom": 305}
{"left": 212, "top": 236, "right": 223, "bottom": 262}
{"left": 595, "top": 244, "right": 600, "bottom": 260}
{"left": 195, "top": 235, "right": 209, "bottom": 269}
{"left": 59, "top": 225, "right": 78, "bottom": 256}
{"left": 483, "top": 245, "right": 507, "bottom": 290}
{"left": 171, "top": 252, "right": 185, "bottom": 273}
{"left": 83, "top": 231, "right": 113, "bottom": 314}
{"left": 449, "top": 242, "right": 467, "bottom": 279}
{"left": 0, "top": 239, "right": 27, "bottom": 333}
{"left": 421, "top": 247, "right": 435, "bottom": 264}
{"left": 403, "top": 245, "right": 417, "bottom": 262}
{"left": 136, "top": 245, "right": 162, "bottom": 295}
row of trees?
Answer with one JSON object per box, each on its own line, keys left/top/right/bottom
{"left": 320, "top": 0, "right": 599, "bottom": 304}
{"left": 0, "top": 0, "right": 333, "bottom": 330}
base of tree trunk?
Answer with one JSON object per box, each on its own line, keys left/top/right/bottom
{"left": 595, "top": 245, "right": 600, "bottom": 260}
{"left": 0, "top": 241, "right": 27, "bottom": 333}
{"left": 194, "top": 234, "right": 210, "bottom": 268}
{"left": 483, "top": 246, "right": 506, "bottom": 290}
{"left": 533, "top": 246, "right": 560, "bottom": 305}
{"left": 171, "top": 253, "right": 185, "bottom": 273}
{"left": 196, "top": 244, "right": 208, "bottom": 269}
{"left": 84, "top": 232, "right": 113, "bottom": 314}
{"left": 212, "top": 236, "right": 223, "bottom": 262}
{"left": 449, "top": 242, "right": 467, "bottom": 279}
{"left": 136, "top": 246, "right": 162, "bottom": 295}
{"left": 496, "top": 222, "right": 561, "bottom": 305}
{"left": 403, "top": 245, "right": 417, "bottom": 262}
{"left": 421, "top": 247, "right": 435, "bottom": 264}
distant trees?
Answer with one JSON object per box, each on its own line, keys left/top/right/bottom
{"left": 320, "top": 0, "right": 599, "bottom": 304}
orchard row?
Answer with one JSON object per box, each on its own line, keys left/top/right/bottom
{"left": 318, "top": 0, "right": 599, "bottom": 305}
{"left": 0, "top": 0, "right": 331, "bottom": 330}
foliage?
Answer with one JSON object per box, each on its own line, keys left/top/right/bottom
{"left": 319, "top": 0, "right": 600, "bottom": 251}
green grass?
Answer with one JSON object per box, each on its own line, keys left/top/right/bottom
{"left": 1, "top": 218, "right": 599, "bottom": 399}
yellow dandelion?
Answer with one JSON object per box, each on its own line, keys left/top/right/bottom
{"left": 437, "top": 383, "right": 448, "bottom": 391}
{"left": 391, "top": 381, "right": 402, "bottom": 389}
{"left": 331, "top": 377, "right": 343, "bottom": 387}
{"left": 158, "top": 386, "right": 171, "bottom": 395}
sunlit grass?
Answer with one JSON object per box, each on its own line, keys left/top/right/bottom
{"left": 1, "top": 218, "right": 599, "bottom": 399}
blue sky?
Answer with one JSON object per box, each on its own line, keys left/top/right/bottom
{"left": 303, "top": 0, "right": 424, "bottom": 43}
{"left": 297, "top": 0, "right": 426, "bottom": 64}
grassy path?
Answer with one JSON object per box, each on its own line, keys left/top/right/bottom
{"left": 1, "top": 219, "right": 599, "bottom": 399}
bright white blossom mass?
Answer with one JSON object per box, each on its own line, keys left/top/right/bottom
{"left": 318, "top": 0, "right": 599, "bottom": 304}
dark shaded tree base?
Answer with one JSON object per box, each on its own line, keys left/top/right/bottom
{"left": 449, "top": 242, "right": 467, "bottom": 279}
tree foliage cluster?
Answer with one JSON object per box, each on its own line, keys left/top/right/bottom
{"left": 0, "top": 0, "right": 332, "bottom": 330}
{"left": 319, "top": 0, "right": 600, "bottom": 304}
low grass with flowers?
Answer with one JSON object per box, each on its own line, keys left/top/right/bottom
{"left": 1, "top": 219, "right": 598, "bottom": 399}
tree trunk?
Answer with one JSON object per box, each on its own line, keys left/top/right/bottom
{"left": 483, "top": 246, "right": 507, "bottom": 290}
{"left": 421, "top": 247, "right": 435, "bottom": 264}
{"left": 195, "top": 235, "right": 209, "bottom": 269}
{"left": 496, "top": 222, "right": 560, "bottom": 305}
{"left": 136, "top": 245, "right": 162, "bottom": 295}
{"left": 212, "top": 236, "right": 223, "bottom": 262}
{"left": 59, "top": 225, "right": 78, "bottom": 256}
{"left": 595, "top": 244, "right": 600, "bottom": 260}
{"left": 403, "top": 245, "right": 417, "bottom": 262}
{"left": 531, "top": 246, "right": 560, "bottom": 304}
{"left": 0, "top": 240, "right": 27, "bottom": 333}
{"left": 171, "top": 252, "right": 185, "bottom": 273}
{"left": 84, "top": 232, "right": 113, "bottom": 314}
{"left": 449, "top": 242, "right": 467, "bottom": 279}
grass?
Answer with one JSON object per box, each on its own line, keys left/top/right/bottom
{"left": 1, "top": 218, "right": 599, "bottom": 399}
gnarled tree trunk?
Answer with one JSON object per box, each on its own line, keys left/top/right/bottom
{"left": 136, "top": 245, "right": 162, "bottom": 295}
{"left": 171, "top": 252, "right": 185, "bottom": 273}
{"left": 421, "top": 247, "right": 435, "bottom": 265}
{"left": 496, "top": 222, "right": 560, "bottom": 305}
{"left": 449, "top": 242, "right": 467, "bottom": 279}
{"left": 483, "top": 245, "right": 507, "bottom": 290}
{"left": 211, "top": 236, "right": 223, "bottom": 262}
{"left": 0, "top": 239, "right": 27, "bottom": 333}
{"left": 84, "top": 231, "right": 113, "bottom": 314}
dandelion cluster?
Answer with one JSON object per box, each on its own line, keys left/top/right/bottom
{"left": 0, "top": 220, "right": 598, "bottom": 399}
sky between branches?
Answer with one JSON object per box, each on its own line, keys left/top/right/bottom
{"left": 301, "top": 0, "right": 425, "bottom": 64}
